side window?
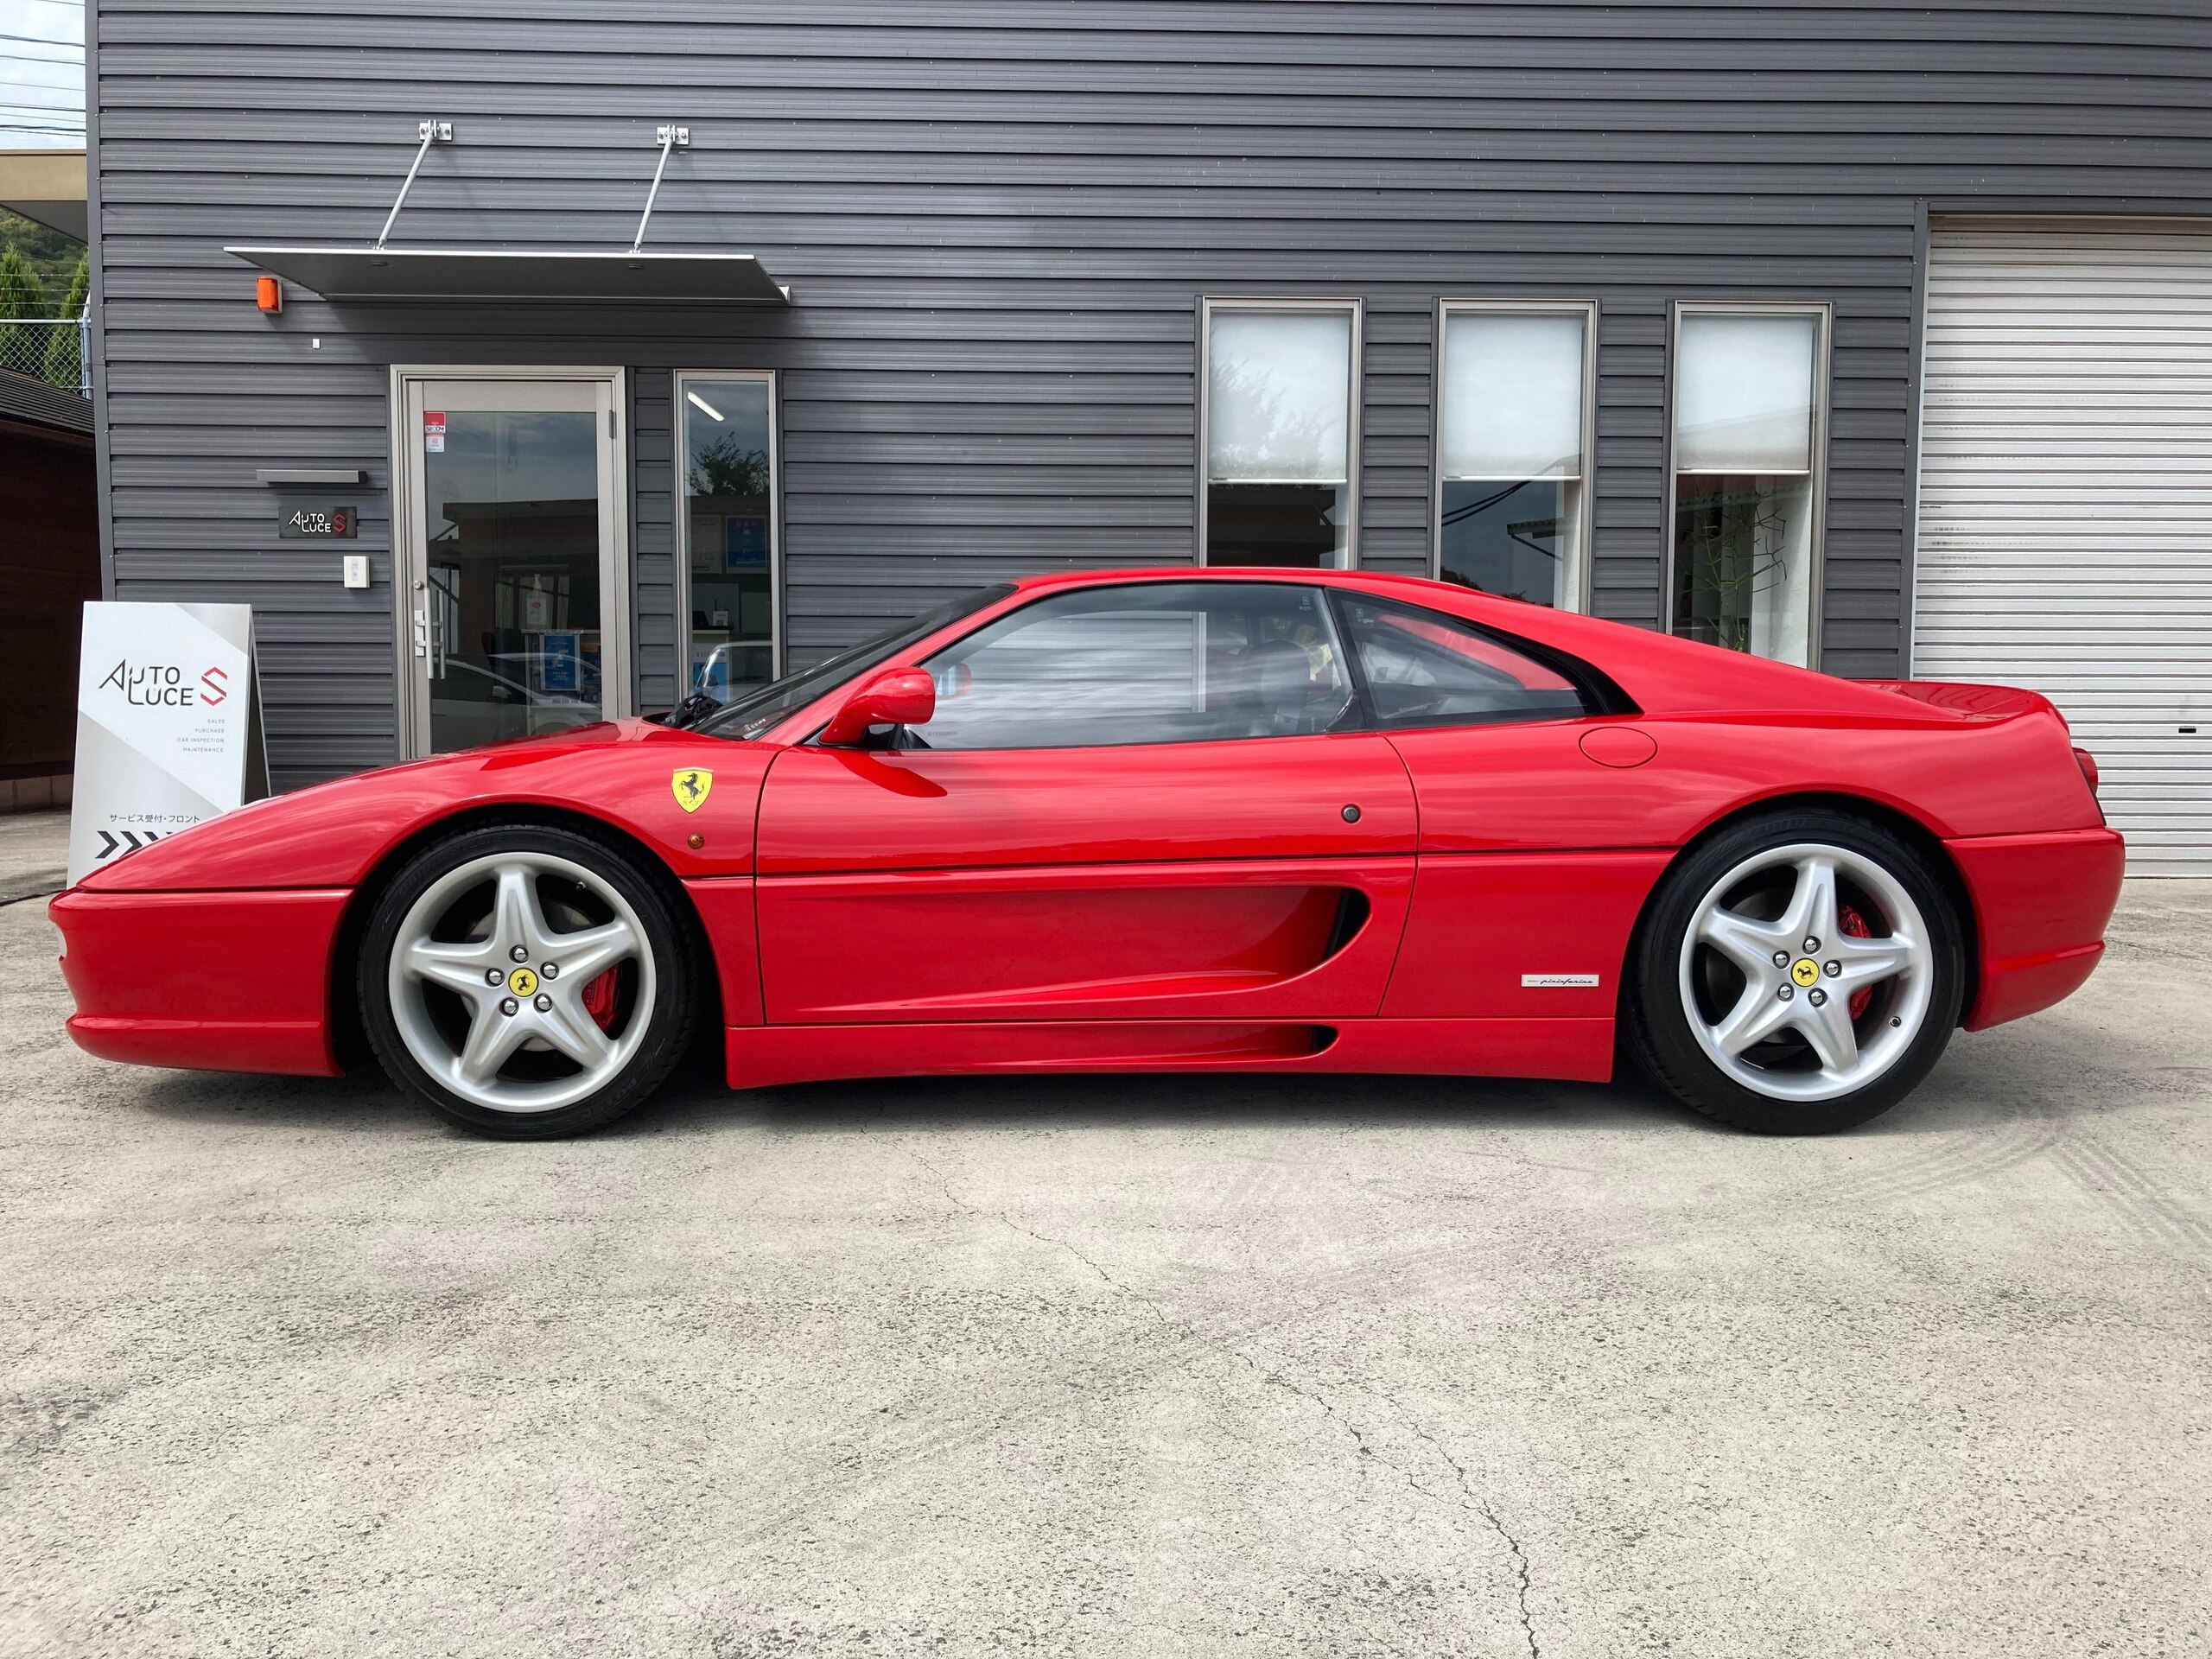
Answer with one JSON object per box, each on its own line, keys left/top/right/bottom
{"left": 919, "top": 582, "right": 1356, "bottom": 751}
{"left": 1336, "top": 594, "right": 1590, "bottom": 728}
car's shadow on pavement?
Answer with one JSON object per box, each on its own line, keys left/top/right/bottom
{"left": 115, "top": 1051, "right": 1690, "bottom": 1140}
{"left": 124, "top": 1065, "right": 429, "bottom": 1134}
{"left": 620, "top": 1027, "right": 2150, "bottom": 1143}
{"left": 114, "top": 1024, "right": 2126, "bottom": 1145}
{"left": 629, "top": 1061, "right": 1698, "bottom": 1138}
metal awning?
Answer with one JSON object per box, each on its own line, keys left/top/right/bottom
{"left": 223, "top": 245, "right": 787, "bottom": 303}
{"left": 223, "top": 120, "right": 787, "bottom": 305}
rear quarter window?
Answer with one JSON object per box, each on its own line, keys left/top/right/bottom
{"left": 1337, "top": 594, "right": 1599, "bottom": 728}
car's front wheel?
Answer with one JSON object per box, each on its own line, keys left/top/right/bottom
{"left": 1624, "top": 810, "right": 1966, "bottom": 1134}
{"left": 359, "top": 823, "right": 700, "bottom": 1138}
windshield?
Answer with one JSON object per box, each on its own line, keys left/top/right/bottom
{"left": 695, "top": 584, "right": 1015, "bottom": 742}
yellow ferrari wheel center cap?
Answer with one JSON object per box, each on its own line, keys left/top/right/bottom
{"left": 507, "top": 967, "right": 540, "bottom": 997}
{"left": 1789, "top": 957, "right": 1821, "bottom": 988}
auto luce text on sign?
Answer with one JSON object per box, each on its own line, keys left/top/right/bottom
{"left": 98, "top": 659, "right": 234, "bottom": 709}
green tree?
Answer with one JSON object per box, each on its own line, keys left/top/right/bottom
{"left": 42, "top": 251, "right": 90, "bottom": 390}
{"left": 0, "top": 246, "right": 50, "bottom": 382}
{"left": 686, "top": 434, "right": 771, "bottom": 499}
{"left": 0, "top": 245, "right": 48, "bottom": 318}
{"left": 0, "top": 245, "right": 51, "bottom": 383}
{"left": 0, "top": 207, "right": 84, "bottom": 299}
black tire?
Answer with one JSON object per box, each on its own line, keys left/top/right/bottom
{"left": 359, "top": 821, "right": 702, "bottom": 1139}
{"left": 1623, "top": 809, "right": 1967, "bottom": 1135}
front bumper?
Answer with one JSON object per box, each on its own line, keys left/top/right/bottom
{"left": 1948, "top": 828, "right": 2126, "bottom": 1031}
{"left": 49, "top": 887, "right": 351, "bottom": 1076}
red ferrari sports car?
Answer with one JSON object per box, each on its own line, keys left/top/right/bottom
{"left": 52, "top": 569, "right": 2122, "bottom": 1139}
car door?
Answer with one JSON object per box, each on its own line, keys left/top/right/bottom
{"left": 753, "top": 580, "right": 1418, "bottom": 1025}
{"left": 1323, "top": 591, "right": 1678, "bottom": 1023}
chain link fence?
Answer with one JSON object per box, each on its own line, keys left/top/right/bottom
{"left": 0, "top": 315, "right": 91, "bottom": 395}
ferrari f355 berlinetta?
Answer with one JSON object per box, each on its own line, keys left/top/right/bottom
{"left": 52, "top": 569, "right": 2123, "bottom": 1138}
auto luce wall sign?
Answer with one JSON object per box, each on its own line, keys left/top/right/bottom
{"left": 67, "top": 602, "right": 270, "bottom": 887}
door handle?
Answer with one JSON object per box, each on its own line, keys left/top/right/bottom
{"left": 413, "top": 605, "right": 448, "bottom": 677}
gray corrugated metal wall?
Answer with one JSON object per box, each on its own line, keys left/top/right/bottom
{"left": 86, "top": 2, "right": 2212, "bottom": 788}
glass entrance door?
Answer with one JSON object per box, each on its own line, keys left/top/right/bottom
{"left": 396, "top": 373, "right": 628, "bottom": 757}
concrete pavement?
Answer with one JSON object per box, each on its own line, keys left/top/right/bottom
{"left": 0, "top": 810, "right": 68, "bottom": 905}
{"left": 3, "top": 807, "right": 2206, "bottom": 1656}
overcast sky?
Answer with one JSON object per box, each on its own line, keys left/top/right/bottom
{"left": 2, "top": 0, "right": 85, "bottom": 149}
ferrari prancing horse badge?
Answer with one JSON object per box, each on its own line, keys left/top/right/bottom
{"left": 672, "top": 768, "right": 714, "bottom": 813}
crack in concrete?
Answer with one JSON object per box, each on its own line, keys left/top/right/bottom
{"left": 893, "top": 1137, "right": 1186, "bottom": 1338}
{"left": 884, "top": 1128, "right": 1540, "bottom": 1655}
{"left": 1399, "top": 1417, "right": 1541, "bottom": 1659}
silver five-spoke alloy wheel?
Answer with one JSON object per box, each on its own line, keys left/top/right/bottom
{"left": 387, "top": 850, "right": 657, "bottom": 1115}
{"left": 1677, "top": 842, "right": 1934, "bottom": 1103}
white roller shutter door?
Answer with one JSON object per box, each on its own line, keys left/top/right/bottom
{"left": 1915, "top": 217, "right": 2212, "bottom": 876}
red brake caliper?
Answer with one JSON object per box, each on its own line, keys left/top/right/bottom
{"left": 1838, "top": 904, "right": 1874, "bottom": 1020}
{"left": 581, "top": 969, "right": 620, "bottom": 1032}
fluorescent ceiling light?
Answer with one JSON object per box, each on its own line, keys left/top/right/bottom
{"left": 686, "top": 390, "right": 723, "bottom": 422}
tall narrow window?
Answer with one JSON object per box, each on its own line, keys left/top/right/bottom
{"left": 677, "top": 372, "right": 779, "bottom": 703}
{"left": 1434, "top": 302, "right": 1594, "bottom": 608}
{"left": 1203, "top": 301, "right": 1359, "bottom": 568}
{"left": 1669, "top": 306, "right": 1827, "bottom": 665}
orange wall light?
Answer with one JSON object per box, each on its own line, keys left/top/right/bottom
{"left": 255, "top": 276, "right": 283, "bottom": 314}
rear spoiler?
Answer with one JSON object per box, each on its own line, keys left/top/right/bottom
{"left": 1863, "top": 680, "right": 2063, "bottom": 724}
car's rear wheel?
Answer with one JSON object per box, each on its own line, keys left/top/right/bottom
{"left": 1624, "top": 810, "right": 1966, "bottom": 1134}
{"left": 359, "top": 823, "right": 699, "bottom": 1138}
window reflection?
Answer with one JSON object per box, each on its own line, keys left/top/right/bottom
{"left": 423, "top": 409, "right": 603, "bottom": 752}
{"left": 1205, "top": 307, "right": 1357, "bottom": 569}
{"left": 1669, "top": 310, "right": 1824, "bottom": 664}
{"left": 921, "top": 582, "right": 1355, "bottom": 749}
{"left": 1436, "top": 307, "right": 1590, "bottom": 607}
{"left": 681, "top": 378, "right": 777, "bottom": 702}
